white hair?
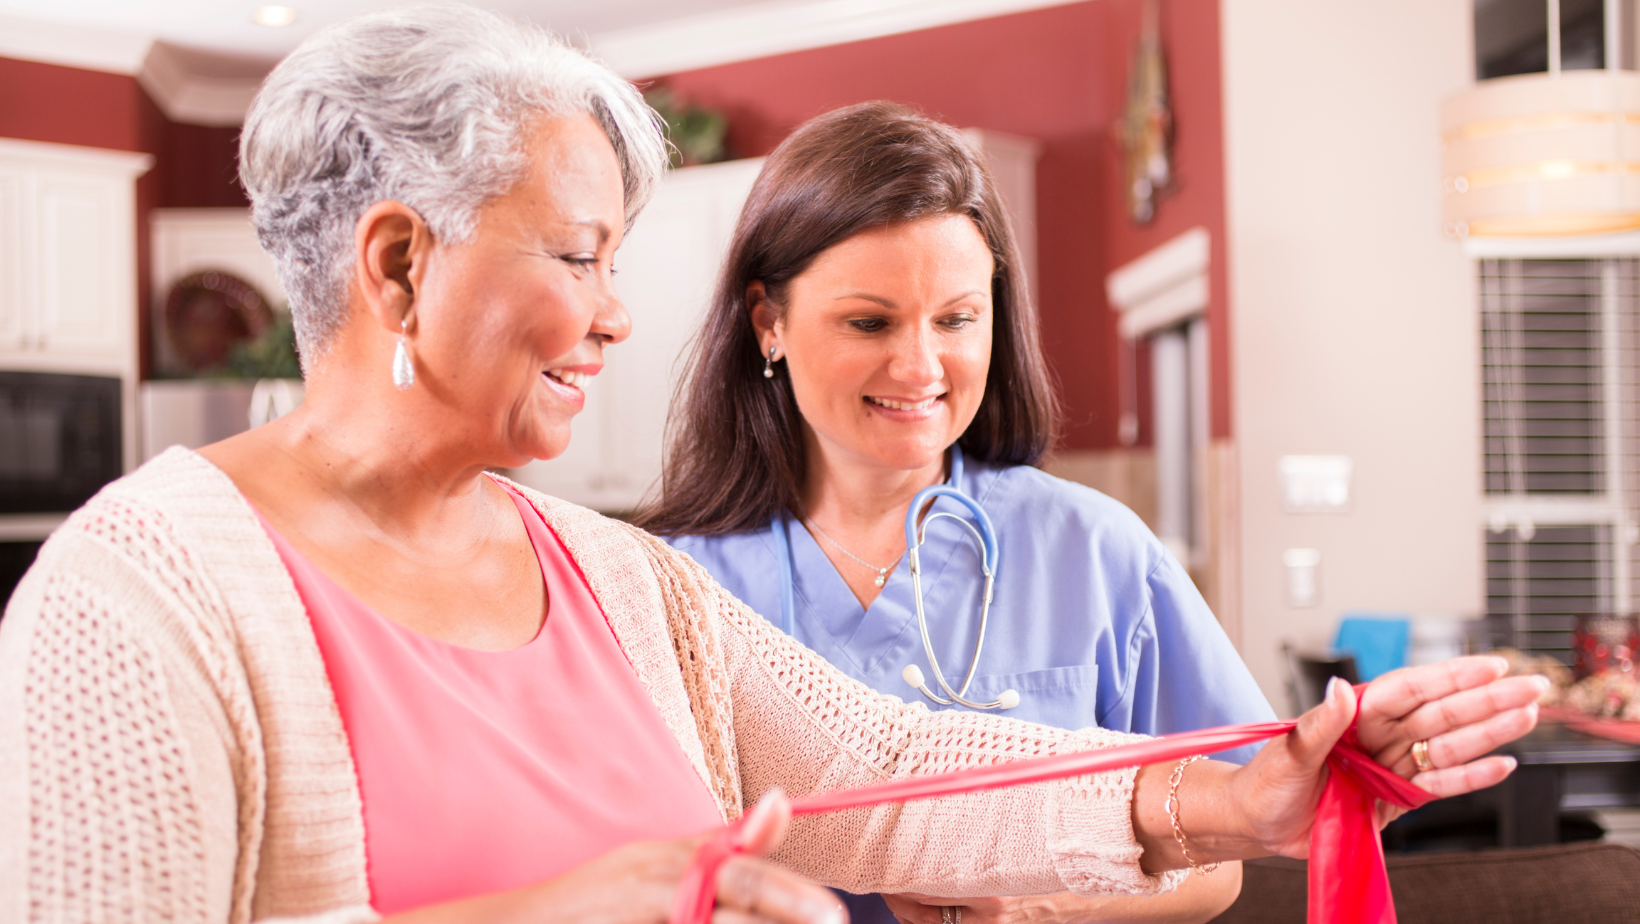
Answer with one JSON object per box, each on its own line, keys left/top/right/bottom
{"left": 239, "top": 4, "right": 667, "bottom": 361}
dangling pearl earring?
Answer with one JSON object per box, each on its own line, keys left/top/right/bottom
{"left": 392, "top": 317, "right": 414, "bottom": 390}
{"left": 763, "top": 345, "right": 778, "bottom": 379}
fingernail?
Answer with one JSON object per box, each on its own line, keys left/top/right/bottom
{"left": 1490, "top": 655, "right": 1511, "bottom": 675}
{"left": 817, "top": 900, "right": 848, "bottom": 924}
{"left": 1326, "top": 676, "right": 1345, "bottom": 703}
{"left": 1502, "top": 755, "right": 1518, "bottom": 773}
{"left": 1532, "top": 674, "right": 1553, "bottom": 693}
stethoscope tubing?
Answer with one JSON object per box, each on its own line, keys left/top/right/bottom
{"left": 767, "top": 466, "right": 1019, "bottom": 711}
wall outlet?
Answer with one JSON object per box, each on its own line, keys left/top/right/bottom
{"left": 1284, "top": 547, "right": 1321, "bottom": 607}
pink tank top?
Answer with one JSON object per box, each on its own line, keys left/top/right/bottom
{"left": 257, "top": 483, "right": 723, "bottom": 915}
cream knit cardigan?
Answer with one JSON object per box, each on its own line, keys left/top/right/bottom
{"left": 0, "top": 448, "right": 1177, "bottom": 924}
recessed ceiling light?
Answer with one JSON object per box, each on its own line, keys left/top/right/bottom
{"left": 253, "top": 5, "right": 297, "bottom": 27}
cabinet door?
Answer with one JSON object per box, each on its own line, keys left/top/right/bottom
{"left": 604, "top": 159, "right": 763, "bottom": 508}
{"left": 35, "top": 174, "right": 124, "bottom": 357}
{"left": 0, "top": 171, "right": 24, "bottom": 351}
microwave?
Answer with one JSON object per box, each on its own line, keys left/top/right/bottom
{"left": 0, "top": 371, "right": 123, "bottom": 514}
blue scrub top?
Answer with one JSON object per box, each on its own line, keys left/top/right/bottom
{"left": 666, "top": 447, "right": 1274, "bottom": 919}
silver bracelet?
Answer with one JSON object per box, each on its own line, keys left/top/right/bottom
{"left": 1164, "top": 755, "right": 1221, "bottom": 875}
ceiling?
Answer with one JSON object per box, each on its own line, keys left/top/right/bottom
{"left": 0, "top": 0, "right": 1075, "bottom": 123}
{"left": 0, "top": 0, "right": 776, "bottom": 62}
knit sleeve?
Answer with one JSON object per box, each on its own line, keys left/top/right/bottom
{"left": 0, "top": 522, "right": 376, "bottom": 924}
{"left": 643, "top": 534, "right": 1183, "bottom": 900}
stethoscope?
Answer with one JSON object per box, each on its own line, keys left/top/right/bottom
{"left": 768, "top": 461, "right": 1021, "bottom": 711}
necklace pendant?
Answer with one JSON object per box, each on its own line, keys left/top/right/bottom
{"left": 874, "top": 572, "right": 887, "bottom": 587}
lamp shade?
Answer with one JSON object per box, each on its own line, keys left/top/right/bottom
{"left": 1441, "top": 70, "right": 1640, "bottom": 237}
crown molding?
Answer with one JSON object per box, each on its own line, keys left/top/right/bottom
{"left": 0, "top": 13, "right": 150, "bottom": 75}
{"left": 137, "top": 42, "right": 264, "bottom": 128}
{"left": 588, "top": 0, "right": 1087, "bottom": 79}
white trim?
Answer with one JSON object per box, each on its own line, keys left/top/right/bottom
{"left": 1106, "top": 226, "right": 1211, "bottom": 339}
{"left": 0, "top": 13, "right": 150, "bottom": 76}
{"left": 588, "top": 0, "right": 1088, "bottom": 79}
{"left": 1107, "top": 226, "right": 1211, "bottom": 309}
{"left": 1481, "top": 496, "right": 1624, "bottom": 527}
{"left": 1463, "top": 230, "right": 1640, "bottom": 258}
{"left": 0, "top": 513, "right": 68, "bottom": 542}
{"left": 1117, "top": 275, "right": 1208, "bottom": 338}
{"left": 0, "top": 137, "right": 152, "bottom": 177}
{"left": 137, "top": 43, "right": 263, "bottom": 128}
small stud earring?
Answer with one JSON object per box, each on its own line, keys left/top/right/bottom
{"left": 763, "top": 345, "right": 778, "bottom": 379}
{"left": 392, "top": 317, "right": 414, "bottom": 390}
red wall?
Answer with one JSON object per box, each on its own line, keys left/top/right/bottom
{"left": 0, "top": 55, "right": 247, "bottom": 379}
{"left": 658, "top": 0, "right": 1230, "bottom": 447}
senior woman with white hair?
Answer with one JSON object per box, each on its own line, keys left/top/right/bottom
{"left": 0, "top": 5, "right": 1544, "bottom": 924}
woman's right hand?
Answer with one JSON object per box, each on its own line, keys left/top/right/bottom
{"left": 393, "top": 790, "right": 846, "bottom": 924}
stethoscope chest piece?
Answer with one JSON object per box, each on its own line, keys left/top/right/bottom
{"left": 900, "top": 485, "right": 1020, "bottom": 711}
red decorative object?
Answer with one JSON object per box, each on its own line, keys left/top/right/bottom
{"left": 1573, "top": 614, "right": 1640, "bottom": 680}
{"left": 674, "top": 694, "right": 1432, "bottom": 924}
{"left": 164, "top": 270, "right": 273, "bottom": 372}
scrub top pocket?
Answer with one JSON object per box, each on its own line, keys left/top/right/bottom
{"left": 955, "top": 664, "right": 1099, "bottom": 730}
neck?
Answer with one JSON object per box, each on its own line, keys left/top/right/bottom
{"left": 264, "top": 350, "right": 500, "bottom": 534}
{"left": 800, "top": 435, "right": 948, "bottom": 541}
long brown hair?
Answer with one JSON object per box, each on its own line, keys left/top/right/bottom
{"left": 635, "top": 101, "right": 1060, "bottom": 537}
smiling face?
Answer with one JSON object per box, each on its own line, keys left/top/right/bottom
{"left": 759, "top": 214, "right": 995, "bottom": 480}
{"left": 408, "top": 112, "right": 628, "bottom": 465}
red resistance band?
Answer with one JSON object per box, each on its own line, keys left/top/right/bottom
{"left": 672, "top": 702, "right": 1435, "bottom": 924}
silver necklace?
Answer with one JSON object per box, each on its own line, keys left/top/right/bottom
{"left": 805, "top": 518, "right": 903, "bottom": 587}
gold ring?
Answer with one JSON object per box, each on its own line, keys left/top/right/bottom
{"left": 1411, "top": 738, "right": 1435, "bottom": 773}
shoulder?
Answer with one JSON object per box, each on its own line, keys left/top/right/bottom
{"left": 974, "top": 460, "right": 1164, "bottom": 562}
{"left": 496, "top": 475, "right": 734, "bottom": 602}
{"left": 23, "top": 447, "right": 260, "bottom": 597}
{"left": 665, "top": 528, "right": 775, "bottom": 575}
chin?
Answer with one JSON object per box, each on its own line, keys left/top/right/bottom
{"left": 869, "top": 443, "right": 949, "bottom": 473}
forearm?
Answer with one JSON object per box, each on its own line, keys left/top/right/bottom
{"left": 1131, "top": 761, "right": 1265, "bottom": 875}
{"left": 1045, "top": 865, "right": 1241, "bottom": 924}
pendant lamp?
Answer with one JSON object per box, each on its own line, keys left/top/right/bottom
{"left": 1442, "top": 0, "right": 1640, "bottom": 238}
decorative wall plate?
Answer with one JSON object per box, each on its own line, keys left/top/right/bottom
{"left": 164, "top": 270, "right": 273, "bottom": 372}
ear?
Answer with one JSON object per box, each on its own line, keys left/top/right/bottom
{"left": 353, "top": 200, "right": 433, "bottom": 335}
{"left": 747, "top": 281, "right": 782, "bottom": 357}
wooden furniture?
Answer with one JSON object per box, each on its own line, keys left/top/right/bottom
{"left": 1492, "top": 721, "right": 1640, "bottom": 847}
{"left": 1212, "top": 843, "right": 1640, "bottom": 924}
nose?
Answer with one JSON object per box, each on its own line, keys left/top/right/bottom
{"left": 886, "top": 325, "right": 942, "bottom": 388}
{"left": 590, "top": 276, "right": 631, "bottom": 346}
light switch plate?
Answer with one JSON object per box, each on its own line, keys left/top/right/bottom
{"left": 1280, "top": 455, "right": 1352, "bottom": 513}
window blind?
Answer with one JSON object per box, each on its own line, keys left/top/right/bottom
{"left": 1480, "top": 257, "right": 1640, "bottom": 660}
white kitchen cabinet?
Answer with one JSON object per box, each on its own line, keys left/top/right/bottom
{"left": 0, "top": 137, "right": 153, "bottom": 471}
{"left": 511, "top": 130, "right": 1040, "bottom": 513}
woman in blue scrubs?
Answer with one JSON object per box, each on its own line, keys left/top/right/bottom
{"left": 636, "top": 102, "right": 1273, "bottom": 924}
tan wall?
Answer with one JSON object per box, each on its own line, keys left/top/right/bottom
{"left": 1221, "top": 0, "right": 1482, "bottom": 712}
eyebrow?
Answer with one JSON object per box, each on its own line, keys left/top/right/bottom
{"left": 832, "top": 290, "right": 988, "bottom": 308}
{"left": 564, "top": 218, "right": 613, "bottom": 243}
